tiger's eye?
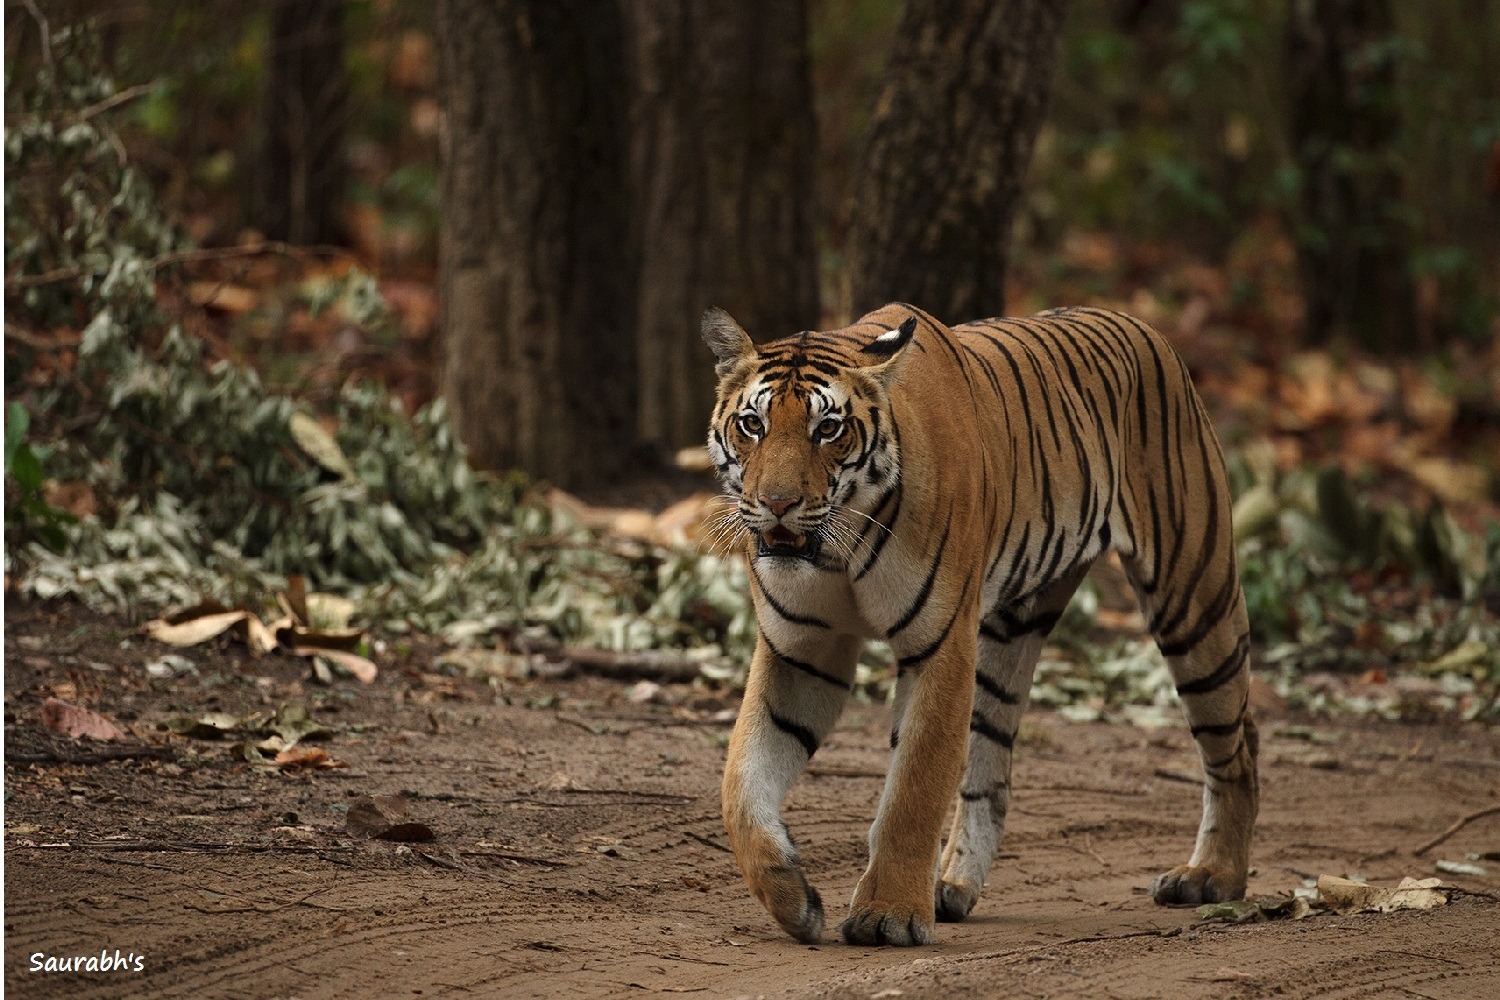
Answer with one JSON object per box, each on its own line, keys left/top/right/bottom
{"left": 816, "top": 417, "right": 843, "bottom": 440}
{"left": 737, "top": 413, "right": 764, "bottom": 437}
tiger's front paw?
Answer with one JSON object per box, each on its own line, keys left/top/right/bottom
{"left": 935, "top": 880, "right": 979, "bottom": 922}
{"left": 839, "top": 901, "right": 935, "bottom": 947}
{"left": 775, "top": 876, "right": 826, "bottom": 944}
{"left": 1151, "top": 864, "right": 1246, "bottom": 905}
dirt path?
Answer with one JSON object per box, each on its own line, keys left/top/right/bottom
{"left": 5, "top": 602, "right": 1499, "bottom": 998}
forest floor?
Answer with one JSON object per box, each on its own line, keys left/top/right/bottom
{"left": 5, "top": 599, "right": 1499, "bottom": 1000}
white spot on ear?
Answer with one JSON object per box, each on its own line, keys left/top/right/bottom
{"left": 875, "top": 328, "right": 905, "bottom": 346}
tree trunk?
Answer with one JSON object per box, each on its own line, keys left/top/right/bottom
{"left": 435, "top": 0, "right": 638, "bottom": 488}
{"left": 260, "top": 0, "right": 348, "bottom": 245}
{"left": 847, "top": 0, "right": 1068, "bottom": 323}
{"left": 1287, "top": 0, "right": 1418, "bottom": 353}
{"left": 627, "top": 0, "right": 819, "bottom": 457}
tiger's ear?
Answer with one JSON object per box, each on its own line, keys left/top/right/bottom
{"left": 702, "top": 307, "right": 753, "bottom": 376}
{"left": 861, "top": 316, "right": 917, "bottom": 387}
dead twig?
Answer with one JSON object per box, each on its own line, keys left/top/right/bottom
{"left": 806, "top": 764, "right": 886, "bottom": 779}
{"left": 1153, "top": 767, "right": 1202, "bottom": 785}
{"left": 5, "top": 241, "right": 353, "bottom": 291}
{"left": 456, "top": 849, "right": 569, "bottom": 868}
{"left": 1412, "top": 805, "right": 1500, "bottom": 856}
{"left": 558, "top": 646, "right": 712, "bottom": 683}
{"left": 7, "top": 744, "right": 176, "bottom": 765}
{"left": 682, "top": 830, "right": 731, "bottom": 854}
{"left": 561, "top": 787, "right": 696, "bottom": 802}
{"left": 12, "top": 840, "right": 355, "bottom": 855}
{"left": 70, "top": 81, "right": 161, "bottom": 124}
{"left": 183, "top": 885, "right": 333, "bottom": 915}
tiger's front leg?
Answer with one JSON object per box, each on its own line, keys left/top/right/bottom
{"left": 723, "top": 631, "right": 858, "bottom": 943}
{"left": 842, "top": 609, "right": 977, "bottom": 946}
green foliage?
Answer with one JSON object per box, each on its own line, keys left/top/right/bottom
{"left": 4, "top": 402, "right": 76, "bottom": 552}
{"left": 7, "top": 20, "right": 755, "bottom": 669}
{"left": 4, "top": 23, "right": 178, "bottom": 341}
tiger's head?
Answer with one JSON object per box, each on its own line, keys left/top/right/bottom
{"left": 701, "top": 307, "right": 916, "bottom": 563}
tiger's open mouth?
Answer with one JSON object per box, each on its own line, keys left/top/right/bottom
{"left": 757, "top": 525, "right": 820, "bottom": 561}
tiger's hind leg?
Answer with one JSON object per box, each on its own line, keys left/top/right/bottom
{"left": 1125, "top": 554, "right": 1259, "bottom": 905}
{"left": 936, "top": 566, "right": 1090, "bottom": 922}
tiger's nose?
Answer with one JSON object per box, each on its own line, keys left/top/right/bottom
{"left": 760, "top": 495, "right": 800, "bottom": 519}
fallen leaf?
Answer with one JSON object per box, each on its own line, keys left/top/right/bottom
{"left": 164, "top": 712, "right": 243, "bottom": 739}
{"left": 626, "top": 680, "right": 662, "bottom": 704}
{"left": 1316, "top": 874, "right": 1448, "bottom": 914}
{"left": 279, "top": 624, "right": 363, "bottom": 652}
{"left": 145, "top": 611, "right": 250, "bottom": 647}
{"left": 267, "top": 702, "right": 334, "bottom": 746}
{"left": 40, "top": 698, "right": 124, "bottom": 741}
{"left": 145, "top": 654, "right": 197, "bottom": 678}
{"left": 1195, "top": 899, "right": 1271, "bottom": 924}
{"left": 187, "top": 281, "right": 258, "bottom": 314}
{"left": 306, "top": 592, "right": 358, "bottom": 630}
{"left": 294, "top": 648, "right": 377, "bottom": 684}
{"left": 346, "top": 794, "right": 435, "bottom": 842}
{"left": 1434, "top": 860, "right": 1486, "bottom": 877}
{"left": 273, "top": 745, "right": 345, "bottom": 769}
{"left": 244, "top": 615, "right": 279, "bottom": 656}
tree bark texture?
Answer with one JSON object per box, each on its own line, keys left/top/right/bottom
{"left": 1287, "top": 0, "right": 1417, "bottom": 353}
{"left": 436, "top": 0, "right": 637, "bottom": 488}
{"left": 260, "top": 0, "right": 348, "bottom": 245}
{"left": 627, "top": 0, "right": 819, "bottom": 456}
{"left": 847, "top": 0, "right": 1068, "bottom": 323}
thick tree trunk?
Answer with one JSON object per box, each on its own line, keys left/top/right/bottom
{"left": 847, "top": 0, "right": 1067, "bottom": 323}
{"left": 627, "top": 0, "right": 819, "bottom": 457}
{"left": 435, "top": 0, "right": 637, "bottom": 488}
{"left": 1287, "top": 0, "right": 1418, "bottom": 353}
{"left": 260, "top": 0, "right": 347, "bottom": 245}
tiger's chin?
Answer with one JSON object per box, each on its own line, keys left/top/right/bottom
{"left": 756, "top": 526, "right": 821, "bottom": 562}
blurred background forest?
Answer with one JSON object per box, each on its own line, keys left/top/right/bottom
{"left": 5, "top": 0, "right": 1499, "bottom": 722}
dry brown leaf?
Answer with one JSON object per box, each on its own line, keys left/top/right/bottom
{"left": 145, "top": 611, "right": 249, "bottom": 647}
{"left": 1316, "top": 874, "right": 1448, "bottom": 914}
{"left": 1407, "top": 456, "right": 1488, "bottom": 506}
{"left": 305, "top": 592, "right": 358, "bottom": 630}
{"left": 278, "top": 623, "right": 363, "bottom": 652}
{"left": 292, "top": 647, "right": 378, "bottom": 684}
{"left": 40, "top": 698, "right": 124, "bottom": 741}
{"left": 273, "top": 745, "right": 345, "bottom": 769}
{"left": 244, "top": 614, "right": 279, "bottom": 656}
{"left": 347, "top": 794, "right": 435, "bottom": 842}
{"left": 187, "top": 281, "right": 258, "bottom": 314}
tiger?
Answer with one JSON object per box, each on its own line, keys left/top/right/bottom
{"left": 702, "top": 302, "right": 1259, "bottom": 947}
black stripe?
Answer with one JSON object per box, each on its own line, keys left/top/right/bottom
{"left": 969, "top": 712, "right": 1014, "bottom": 749}
{"left": 886, "top": 503, "right": 955, "bottom": 638}
{"left": 751, "top": 563, "right": 832, "bottom": 630}
{"left": 895, "top": 571, "right": 975, "bottom": 668}
{"left": 1190, "top": 713, "right": 1244, "bottom": 739}
{"left": 768, "top": 710, "right": 819, "bottom": 757}
{"left": 960, "top": 781, "right": 1008, "bottom": 802}
{"left": 975, "top": 669, "right": 1021, "bottom": 705}
{"left": 761, "top": 630, "right": 851, "bottom": 691}
{"left": 1204, "top": 736, "right": 1245, "bottom": 774}
{"left": 1158, "top": 575, "right": 1241, "bottom": 657}
{"left": 853, "top": 420, "right": 903, "bottom": 581}
{"left": 1176, "top": 633, "right": 1250, "bottom": 696}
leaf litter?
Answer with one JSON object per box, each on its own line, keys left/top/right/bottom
{"left": 1196, "top": 874, "right": 1453, "bottom": 925}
